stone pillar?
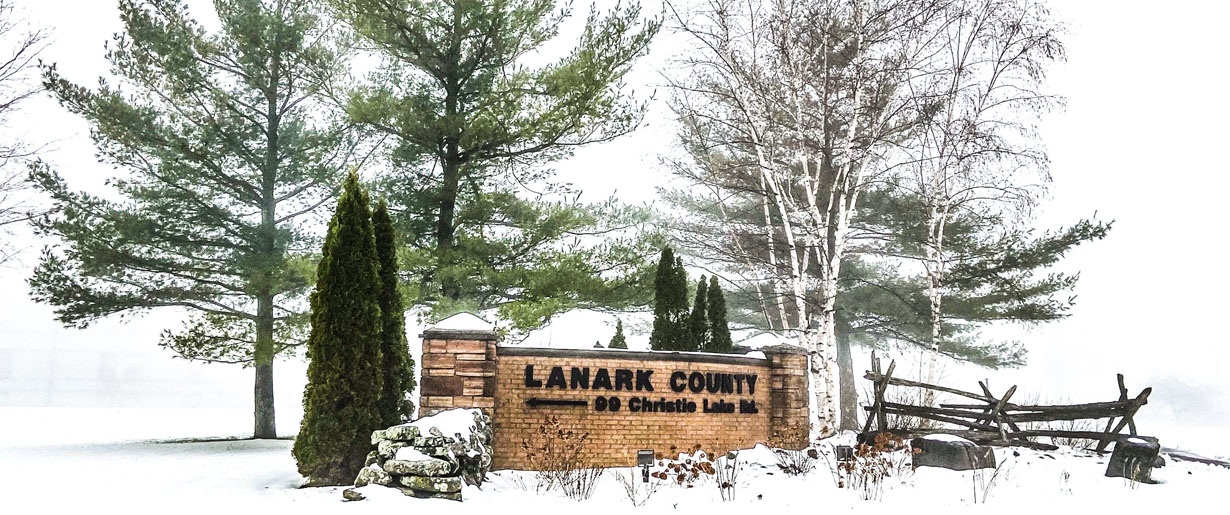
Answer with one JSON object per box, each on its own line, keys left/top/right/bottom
{"left": 763, "top": 344, "right": 810, "bottom": 449}
{"left": 419, "top": 326, "right": 498, "bottom": 417}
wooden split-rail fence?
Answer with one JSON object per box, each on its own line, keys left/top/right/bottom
{"left": 861, "top": 352, "right": 1151, "bottom": 452}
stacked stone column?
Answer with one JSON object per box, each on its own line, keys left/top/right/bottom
{"left": 763, "top": 344, "right": 810, "bottom": 449}
{"left": 419, "top": 327, "right": 498, "bottom": 416}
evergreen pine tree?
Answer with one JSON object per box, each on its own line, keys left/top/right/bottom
{"left": 649, "top": 247, "right": 689, "bottom": 350}
{"left": 686, "top": 276, "right": 708, "bottom": 351}
{"left": 706, "top": 276, "right": 733, "bottom": 353}
{"left": 329, "top": 0, "right": 660, "bottom": 331}
{"left": 373, "top": 199, "right": 415, "bottom": 426}
{"left": 293, "top": 172, "right": 385, "bottom": 486}
{"left": 28, "top": 0, "right": 352, "bottom": 439}
{"left": 609, "top": 319, "right": 628, "bottom": 349}
{"left": 649, "top": 247, "right": 675, "bottom": 350}
{"left": 671, "top": 257, "right": 691, "bottom": 350}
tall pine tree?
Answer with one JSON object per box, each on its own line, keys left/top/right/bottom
{"left": 649, "top": 247, "right": 689, "bottom": 350}
{"left": 293, "top": 172, "right": 384, "bottom": 486}
{"left": 28, "top": 0, "right": 352, "bottom": 438}
{"left": 373, "top": 199, "right": 415, "bottom": 426}
{"left": 609, "top": 319, "right": 628, "bottom": 349}
{"left": 706, "top": 276, "right": 732, "bottom": 353}
{"left": 328, "top": 0, "right": 661, "bottom": 332}
{"left": 687, "top": 276, "right": 708, "bottom": 351}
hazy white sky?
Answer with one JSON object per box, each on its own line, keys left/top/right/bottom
{"left": 1, "top": 1, "right": 1228, "bottom": 448}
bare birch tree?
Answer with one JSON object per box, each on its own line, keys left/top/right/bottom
{"left": 664, "top": 0, "right": 1076, "bottom": 432}
{"left": 0, "top": 0, "right": 46, "bottom": 266}
{"left": 665, "top": 0, "right": 943, "bottom": 432}
{"left": 892, "top": 0, "right": 1065, "bottom": 407}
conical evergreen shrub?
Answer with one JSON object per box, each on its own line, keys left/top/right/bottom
{"left": 649, "top": 247, "right": 690, "bottom": 350}
{"left": 706, "top": 276, "right": 733, "bottom": 353}
{"left": 687, "top": 276, "right": 708, "bottom": 351}
{"left": 293, "top": 172, "right": 385, "bottom": 486}
{"left": 373, "top": 199, "right": 415, "bottom": 426}
{"left": 609, "top": 319, "right": 628, "bottom": 349}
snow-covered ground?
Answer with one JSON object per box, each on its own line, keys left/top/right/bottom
{"left": 2, "top": 411, "right": 1226, "bottom": 513}
{"left": 3, "top": 311, "right": 1227, "bottom": 512}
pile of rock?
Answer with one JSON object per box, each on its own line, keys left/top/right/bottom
{"left": 348, "top": 408, "right": 493, "bottom": 501}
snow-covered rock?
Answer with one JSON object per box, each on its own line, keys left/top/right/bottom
{"left": 383, "top": 456, "right": 453, "bottom": 477}
{"left": 383, "top": 424, "right": 421, "bottom": 442}
{"left": 376, "top": 439, "right": 409, "bottom": 459}
{"left": 398, "top": 474, "right": 462, "bottom": 493}
{"left": 354, "top": 464, "right": 393, "bottom": 487}
{"left": 353, "top": 408, "right": 493, "bottom": 501}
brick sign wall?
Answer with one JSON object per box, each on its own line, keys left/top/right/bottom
{"left": 420, "top": 327, "right": 810, "bottom": 469}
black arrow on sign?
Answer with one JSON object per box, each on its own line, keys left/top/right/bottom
{"left": 525, "top": 398, "right": 588, "bottom": 408}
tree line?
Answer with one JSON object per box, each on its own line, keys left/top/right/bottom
{"left": 3, "top": 0, "right": 1110, "bottom": 448}
{"left": 21, "top": 0, "right": 660, "bottom": 440}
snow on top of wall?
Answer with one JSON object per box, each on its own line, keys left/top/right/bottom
{"left": 430, "top": 312, "right": 495, "bottom": 332}
{"left": 737, "top": 331, "right": 797, "bottom": 350}
{"left": 408, "top": 408, "right": 482, "bottom": 437}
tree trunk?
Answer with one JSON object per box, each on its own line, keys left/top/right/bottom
{"left": 436, "top": 157, "right": 461, "bottom": 299}
{"left": 837, "top": 329, "right": 858, "bottom": 431}
{"left": 922, "top": 203, "right": 948, "bottom": 412}
{"left": 814, "top": 301, "right": 839, "bottom": 435}
{"left": 254, "top": 60, "right": 280, "bottom": 440}
{"left": 254, "top": 293, "right": 277, "bottom": 439}
{"left": 436, "top": 4, "right": 464, "bottom": 301}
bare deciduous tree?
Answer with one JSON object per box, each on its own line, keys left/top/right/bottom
{"left": 665, "top": 0, "right": 935, "bottom": 430}
{"left": 663, "top": 0, "right": 1070, "bottom": 432}
{"left": 893, "top": 0, "right": 1064, "bottom": 407}
{"left": 0, "top": 0, "right": 46, "bottom": 265}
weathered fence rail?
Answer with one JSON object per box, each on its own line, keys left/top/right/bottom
{"left": 861, "top": 352, "right": 1151, "bottom": 452}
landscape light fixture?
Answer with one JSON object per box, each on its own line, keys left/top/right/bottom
{"left": 637, "top": 449, "right": 654, "bottom": 482}
{"left": 836, "top": 444, "right": 855, "bottom": 462}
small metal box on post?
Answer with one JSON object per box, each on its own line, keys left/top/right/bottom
{"left": 637, "top": 449, "right": 654, "bottom": 482}
{"left": 835, "top": 444, "right": 854, "bottom": 462}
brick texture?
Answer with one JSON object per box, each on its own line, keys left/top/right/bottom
{"left": 419, "top": 336, "right": 498, "bottom": 419}
{"left": 419, "top": 334, "right": 812, "bottom": 470}
{"left": 493, "top": 354, "right": 784, "bottom": 469}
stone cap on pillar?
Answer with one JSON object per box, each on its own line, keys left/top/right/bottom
{"left": 761, "top": 344, "right": 808, "bottom": 356}
{"left": 420, "top": 312, "right": 499, "bottom": 341}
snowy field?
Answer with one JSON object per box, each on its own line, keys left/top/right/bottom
{"left": 2, "top": 407, "right": 1227, "bottom": 513}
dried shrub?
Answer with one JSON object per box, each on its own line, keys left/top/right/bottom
{"left": 520, "top": 415, "right": 603, "bottom": 498}
{"left": 816, "top": 444, "right": 845, "bottom": 488}
{"left": 970, "top": 449, "right": 1011, "bottom": 503}
{"left": 562, "top": 466, "right": 605, "bottom": 500}
{"left": 649, "top": 445, "right": 714, "bottom": 488}
{"left": 1017, "top": 395, "right": 1100, "bottom": 450}
{"left": 769, "top": 421, "right": 815, "bottom": 476}
{"left": 773, "top": 447, "right": 817, "bottom": 476}
{"left": 714, "top": 451, "right": 742, "bottom": 502}
{"left": 616, "top": 468, "right": 662, "bottom": 507}
{"left": 838, "top": 433, "right": 917, "bottom": 500}
{"left": 1047, "top": 418, "right": 1098, "bottom": 450}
